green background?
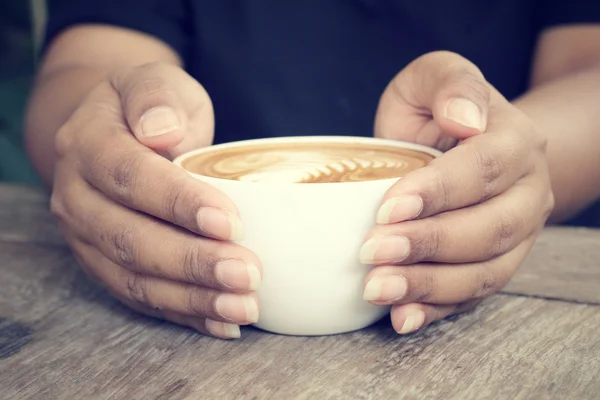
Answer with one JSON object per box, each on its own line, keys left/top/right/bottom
{"left": 0, "top": 0, "right": 41, "bottom": 185}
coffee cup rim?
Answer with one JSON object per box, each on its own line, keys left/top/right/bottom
{"left": 173, "top": 136, "right": 442, "bottom": 185}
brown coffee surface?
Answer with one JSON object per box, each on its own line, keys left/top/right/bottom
{"left": 183, "top": 141, "right": 434, "bottom": 183}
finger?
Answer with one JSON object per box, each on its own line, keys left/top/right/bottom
{"left": 362, "top": 175, "right": 552, "bottom": 264}
{"left": 390, "top": 300, "right": 481, "bottom": 335}
{"left": 375, "top": 113, "right": 546, "bottom": 224}
{"left": 58, "top": 175, "right": 261, "bottom": 291}
{"left": 362, "top": 234, "right": 537, "bottom": 305}
{"left": 73, "top": 242, "right": 259, "bottom": 325}
{"left": 66, "top": 238, "right": 242, "bottom": 339}
{"left": 117, "top": 295, "right": 241, "bottom": 339}
{"left": 375, "top": 51, "right": 493, "bottom": 145}
{"left": 58, "top": 95, "right": 242, "bottom": 241}
{"left": 110, "top": 62, "right": 214, "bottom": 155}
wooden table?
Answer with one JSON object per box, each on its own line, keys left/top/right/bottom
{"left": 1, "top": 184, "right": 599, "bottom": 400}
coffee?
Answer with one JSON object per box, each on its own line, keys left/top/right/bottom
{"left": 182, "top": 141, "right": 434, "bottom": 183}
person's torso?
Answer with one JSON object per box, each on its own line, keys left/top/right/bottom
{"left": 184, "top": 0, "right": 540, "bottom": 144}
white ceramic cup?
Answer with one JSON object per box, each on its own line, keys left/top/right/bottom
{"left": 173, "top": 136, "right": 441, "bottom": 336}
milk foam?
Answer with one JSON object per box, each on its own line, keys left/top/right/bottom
{"left": 183, "top": 142, "right": 433, "bottom": 183}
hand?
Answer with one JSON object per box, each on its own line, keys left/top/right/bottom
{"left": 363, "top": 51, "right": 554, "bottom": 334}
{"left": 51, "top": 62, "right": 262, "bottom": 339}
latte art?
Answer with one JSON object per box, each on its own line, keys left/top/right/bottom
{"left": 183, "top": 142, "right": 434, "bottom": 183}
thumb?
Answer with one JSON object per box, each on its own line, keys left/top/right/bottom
{"left": 375, "top": 51, "right": 491, "bottom": 144}
{"left": 110, "top": 62, "right": 214, "bottom": 155}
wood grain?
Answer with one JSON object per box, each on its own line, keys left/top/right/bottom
{"left": 504, "top": 227, "right": 600, "bottom": 304}
{"left": 1, "top": 184, "right": 599, "bottom": 303}
{"left": 0, "top": 184, "right": 64, "bottom": 247}
{"left": 0, "top": 242, "right": 599, "bottom": 400}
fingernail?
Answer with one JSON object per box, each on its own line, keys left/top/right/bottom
{"left": 197, "top": 207, "right": 245, "bottom": 241}
{"left": 359, "top": 236, "right": 411, "bottom": 264}
{"left": 140, "top": 106, "right": 180, "bottom": 137}
{"left": 363, "top": 275, "right": 407, "bottom": 302}
{"left": 216, "top": 259, "right": 261, "bottom": 291}
{"left": 205, "top": 319, "right": 241, "bottom": 339}
{"left": 215, "top": 294, "right": 259, "bottom": 323}
{"left": 445, "top": 98, "right": 483, "bottom": 131}
{"left": 397, "top": 310, "right": 426, "bottom": 334}
{"left": 377, "top": 196, "right": 423, "bottom": 224}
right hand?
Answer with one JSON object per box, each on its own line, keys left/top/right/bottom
{"left": 51, "top": 62, "right": 262, "bottom": 339}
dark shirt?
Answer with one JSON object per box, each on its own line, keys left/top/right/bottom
{"left": 43, "top": 0, "right": 600, "bottom": 225}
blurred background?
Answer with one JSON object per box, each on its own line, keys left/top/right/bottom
{"left": 0, "top": 0, "right": 44, "bottom": 186}
{"left": 0, "top": 1, "right": 597, "bottom": 225}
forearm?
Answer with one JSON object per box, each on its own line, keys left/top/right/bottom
{"left": 513, "top": 66, "right": 600, "bottom": 222}
{"left": 24, "top": 25, "right": 182, "bottom": 187}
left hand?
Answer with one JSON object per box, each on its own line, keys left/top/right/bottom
{"left": 363, "top": 51, "right": 555, "bottom": 334}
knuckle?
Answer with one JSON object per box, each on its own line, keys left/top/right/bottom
{"left": 472, "top": 146, "right": 503, "bottom": 200}
{"left": 162, "top": 177, "right": 196, "bottom": 227}
{"left": 110, "top": 152, "right": 143, "bottom": 203}
{"left": 542, "top": 192, "right": 555, "bottom": 222}
{"left": 135, "top": 77, "right": 175, "bottom": 98}
{"left": 135, "top": 61, "right": 164, "bottom": 74}
{"left": 537, "top": 132, "right": 549, "bottom": 153}
{"left": 513, "top": 110, "right": 546, "bottom": 152}
{"left": 508, "top": 133, "right": 530, "bottom": 163}
{"left": 532, "top": 126, "right": 548, "bottom": 153}
{"left": 413, "top": 272, "right": 436, "bottom": 302}
{"left": 127, "top": 77, "right": 179, "bottom": 110}
{"left": 506, "top": 121, "right": 546, "bottom": 167}
{"left": 524, "top": 121, "right": 549, "bottom": 154}
{"left": 49, "top": 192, "right": 68, "bottom": 221}
{"left": 455, "top": 70, "right": 489, "bottom": 104}
{"left": 106, "top": 225, "right": 137, "bottom": 270}
{"left": 181, "top": 245, "right": 213, "bottom": 285}
{"left": 427, "top": 164, "right": 451, "bottom": 212}
{"left": 490, "top": 211, "right": 517, "bottom": 257}
{"left": 114, "top": 63, "right": 181, "bottom": 115}
{"left": 126, "top": 273, "right": 148, "bottom": 304}
{"left": 54, "top": 124, "right": 74, "bottom": 158}
{"left": 413, "top": 51, "right": 490, "bottom": 106}
{"left": 416, "top": 218, "right": 447, "bottom": 261}
{"left": 472, "top": 265, "right": 500, "bottom": 298}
